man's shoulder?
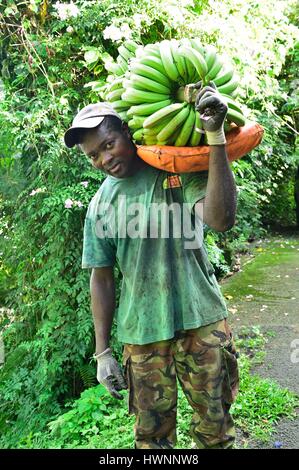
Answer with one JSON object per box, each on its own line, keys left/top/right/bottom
{"left": 92, "top": 175, "right": 115, "bottom": 199}
{"left": 85, "top": 177, "right": 110, "bottom": 216}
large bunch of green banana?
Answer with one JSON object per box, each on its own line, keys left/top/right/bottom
{"left": 103, "top": 40, "right": 141, "bottom": 121}
{"left": 104, "top": 38, "right": 246, "bottom": 146}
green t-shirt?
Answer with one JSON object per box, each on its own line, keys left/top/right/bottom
{"left": 82, "top": 163, "right": 228, "bottom": 345}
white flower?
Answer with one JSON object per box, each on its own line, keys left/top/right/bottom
{"left": 103, "top": 23, "right": 132, "bottom": 42}
{"left": 53, "top": 2, "right": 80, "bottom": 21}
{"left": 67, "top": 2, "right": 79, "bottom": 17}
{"left": 59, "top": 96, "right": 68, "bottom": 106}
{"left": 64, "top": 198, "right": 73, "bottom": 209}
{"left": 120, "top": 23, "right": 132, "bottom": 40}
{"left": 103, "top": 25, "right": 123, "bottom": 42}
{"left": 30, "top": 187, "right": 45, "bottom": 196}
{"left": 133, "top": 14, "right": 143, "bottom": 29}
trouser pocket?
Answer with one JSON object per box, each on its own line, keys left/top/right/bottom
{"left": 221, "top": 340, "right": 240, "bottom": 405}
{"left": 122, "top": 349, "right": 135, "bottom": 415}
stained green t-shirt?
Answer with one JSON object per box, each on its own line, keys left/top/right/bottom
{"left": 82, "top": 163, "right": 228, "bottom": 345}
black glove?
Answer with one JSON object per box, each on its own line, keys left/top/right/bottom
{"left": 194, "top": 81, "right": 228, "bottom": 145}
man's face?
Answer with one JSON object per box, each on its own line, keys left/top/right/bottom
{"left": 79, "top": 123, "right": 137, "bottom": 178}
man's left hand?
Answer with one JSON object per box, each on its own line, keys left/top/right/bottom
{"left": 195, "top": 82, "right": 228, "bottom": 145}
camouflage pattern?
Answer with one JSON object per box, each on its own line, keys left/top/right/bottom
{"left": 122, "top": 319, "right": 239, "bottom": 449}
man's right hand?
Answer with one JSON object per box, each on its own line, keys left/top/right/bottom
{"left": 95, "top": 348, "right": 127, "bottom": 400}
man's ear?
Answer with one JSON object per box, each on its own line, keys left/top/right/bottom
{"left": 121, "top": 122, "right": 132, "bottom": 140}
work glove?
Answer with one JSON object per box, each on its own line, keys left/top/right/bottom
{"left": 194, "top": 81, "right": 228, "bottom": 146}
{"left": 94, "top": 348, "right": 127, "bottom": 400}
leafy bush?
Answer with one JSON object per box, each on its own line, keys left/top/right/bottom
{"left": 46, "top": 385, "right": 133, "bottom": 449}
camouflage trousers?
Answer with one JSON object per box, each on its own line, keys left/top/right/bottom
{"left": 122, "top": 319, "right": 239, "bottom": 449}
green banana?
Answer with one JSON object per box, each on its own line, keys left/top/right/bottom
{"left": 143, "top": 125, "right": 163, "bottom": 137}
{"left": 132, "top": 128, "right": 145, "bottom": 143}
{"left": 123, "top": 40, "right": 139, "bottom": 54}
{"left": 164, "top": 125, "right": 183, "bottom": 145}
{"left": 105, "top": 61, "right": 124, "bottom": 76}
{"left": 226, "top": 108, "right": 246, "bottom": 126}
{"left": 179, "top": 45, "right": 208, "bottom": 82}
{"left": 109, "top": 77, "right": 125, "bottom": 91}
{"left": 111, "top": 100, "right": 132, "bottom": 111}
{"left": 116, "top": 55, "right": 128, "bottom": 72}
{"left": 216, "top": 77, "right": 238, "bottom": 95}
{"left": 135, "top": 45, "right": 146, "bottom": 58}
{"left": 143, "top": 102, "right": 186, "bottom": 128}
{"left": 118, "top": 111, "right": 128, "bottom": 121}
{"left": 102, "top": 40, "right": 245, "bottom": 142}
{"left": 126, "top": 99, "right": 173, "bottom": 117}
{"left": 170, "top": 40, "right": 188, "bottom": 85}
{"left": 204, "top": 45, "right": 217, "bottom": 72}
{"left": 189, "top": 38, "right": 206, "bottom": 57}
{"left": 180, "top": 38, "right": 193, "bottom": 48}
{"left": 129, "top": 62, "right": 172, "bottom": 88}
{"left": 128, "top": 116, "right": 147, "bottom": 129}
{"left": 221, "top": 94, "right": 243, "bottom": 114}
{"left": 174, "top": 105, "right": 195, "bottom": 146}
{"left": 189, "top": 111, "right": 203, "bottom": 147}
{"left": 179, "top": 39, "right": 198, "bottom": 83}
{"left": 122, "top": 88, "right": 170, "bottom": 104}
{"left": 128, "top": 118, "right": 139, "bottom": 130}
{"left": 224, "top": 120, "right": 233, "bottom": 133}
{"left": 143, "top": 114, "right": 177, "bottom": 136}
{"left": 143, "top": 127, "right": 157, "bottom": 136}
{"left": 106, "top": 88, "right": 125, "bottom": 102}
{"left": 159, "top": 40, "right": 180, "bottom": 82}
{"left": 144, "top": 135, "right": 158, "bottom": 145}
{"left": 128, "top": 73, "right": 171, "bottom": 94}
{"left": 133, "top": 116, "right": 147, "bottom": 127}
{"left": 137, "top": 55, "right": 168, "bottom": 76}
{"left": 118, "top": 45, "right": 133, "bottom": 62}
{"left": 213, "top": 66, "right": 234, "bottom": 86}
{"left": 143, "top": 44, "right": 160, "bottom": 58}
{"left": 206, "top": 58, "right": 223, "bottom": 82}
{"left": 106, "top": 74, "right": 115, "bottom": 84}
{"left": 157, "top": 105, "right": 189, "bottom": 142}
{"left": 132, "top": 127, "right": 143, "bottom": 140}
{"left": 122, "top": 78, "right": 132, "bottom": 89}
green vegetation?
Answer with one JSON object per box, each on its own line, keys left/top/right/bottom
{"left": 0, "top": 0, "right": 298, "bottom": 449}
{"left": 7, "top": 325, "right": 297, "bottom": 449}
{"left": 233, "top": 328, "right": 299, "bottom": 443}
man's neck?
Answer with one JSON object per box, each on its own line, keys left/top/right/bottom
{"left": 127, "top": 156, "right": 147, "bottom": 177}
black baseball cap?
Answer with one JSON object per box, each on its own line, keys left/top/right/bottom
{"left": 64, "top": 102, "right": 122, "bottom": 148}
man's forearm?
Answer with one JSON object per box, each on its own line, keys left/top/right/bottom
{"left": 203, "top": 145, "right": 237, "bottom": 232}
{"left": 90, "top": 268, "right": 116, "bottom": 355}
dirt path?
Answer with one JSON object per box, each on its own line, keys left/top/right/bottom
{"left": 220, "top": 228, "right": 299, "bottom": 449}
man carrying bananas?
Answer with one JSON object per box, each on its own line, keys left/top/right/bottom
{"left": 64, "top": 83, "right": 239, "bottom": 450}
